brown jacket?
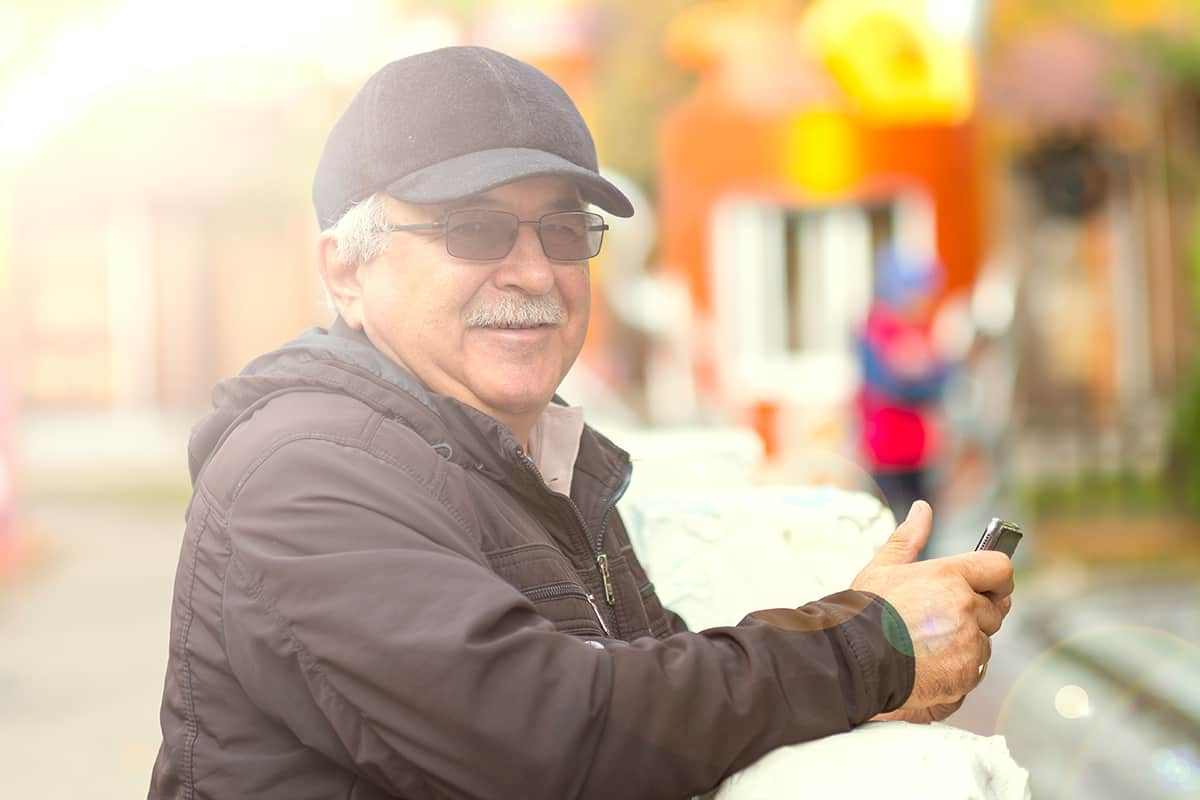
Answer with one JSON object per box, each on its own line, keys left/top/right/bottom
{"left": 149, "top": 320, "right": 914, "bottom": 799}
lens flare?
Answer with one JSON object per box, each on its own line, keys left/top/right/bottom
{"left": 1153, "top": 745, "right": 1199, "bottom": 794}
{"left": 1053, "top": 684, "right": 1091, "bottom": 719}
{"left": 997, "top": 625, "right": 1200, "bottom": 796}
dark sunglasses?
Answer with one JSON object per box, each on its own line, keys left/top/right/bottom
{"left": 383, "top": 209, "right": 608, "bottom": 262}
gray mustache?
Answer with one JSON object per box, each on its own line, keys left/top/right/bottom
{"left": 464, "top": 295, "right": 566, "bottom": 328}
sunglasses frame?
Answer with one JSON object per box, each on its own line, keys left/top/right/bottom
{"left": 382, "top": 209, "right": 609, "bottom": 262}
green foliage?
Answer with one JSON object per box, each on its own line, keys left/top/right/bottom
{"left": 1191, "top": 201, "right": 1200, "bottom": 315}
{"left": 1164, "top": 213, "right": 1200, "bottom": 514}
{"left": 1137, "top": 23, "right": 1200, "bottom": 515}
{"left": 1168, "top": 363, "right": 1200, "bottom": 513}
{"left": 1144, "top": 29, "right": 1200, "bottom": 88}
{"left": 1021, "top": 472, "right": 1175, "bottom": 518}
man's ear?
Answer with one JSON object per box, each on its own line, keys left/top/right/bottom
{"left": 316, "top": 233, "right": 365, "bottom": 329}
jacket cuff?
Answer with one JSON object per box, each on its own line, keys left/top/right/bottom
{"left": 748, "top": 589, "right": 915, "bottom": 721}
{"left": 841, "top": 591, "right": 914, "bottom": 715}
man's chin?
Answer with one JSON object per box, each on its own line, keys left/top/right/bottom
{"left": 458, "top": 352, "right": 575, "bottom": 427}
{"left": 465, "top": 359, "right": 563, "bottom": 404}
{"left": 479, "top": 389, "right": 554, "bottom": 418}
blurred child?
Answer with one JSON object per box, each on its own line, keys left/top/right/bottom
{"left": 857, "top": 244, "right": 950, "bottom": 554}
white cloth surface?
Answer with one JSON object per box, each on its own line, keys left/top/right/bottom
{"left": 613, "top": 427, "right": 1030, "bottom": 800}
{"left": 621, "top": 486, "right": 894, "bottom": 630}
{"left": 714, "top": 721, "right": 1031, "bottom": 800}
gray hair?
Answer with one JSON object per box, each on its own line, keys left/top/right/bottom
{"left": 329, "top": 193, "right": 390, "bottom": 266}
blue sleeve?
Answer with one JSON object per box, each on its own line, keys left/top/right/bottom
{"left": 858, "top": 336, "right": 950, "bottom": 403}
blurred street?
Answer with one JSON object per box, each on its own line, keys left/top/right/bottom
{"left": 0, "top": 499, "right": 180, "bottom": 799}
{"left": 954, "top": 562, "right": 1200, "bottom": 799}
{"left": 2, "top": 486, "right": 1197, "bottom": 798}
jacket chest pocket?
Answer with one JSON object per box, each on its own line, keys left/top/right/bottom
{"left": 485, "top": 543, "right": 607, "bottom": 638}
{"left": 638, "top": 580, "right": 675, "bottom": 639}
{"left": 613, "top": 543, "right": 677, "bottom": 640}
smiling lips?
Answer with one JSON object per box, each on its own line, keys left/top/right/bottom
{"left": 482, "top": 322, "right": 556, "bottom": 330}
{"left": 474, "top": 323, "right": 557, "bottom": 341}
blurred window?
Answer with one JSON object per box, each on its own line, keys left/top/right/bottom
{"left": 711, "top": 192, "right": 935, "bottom": 365}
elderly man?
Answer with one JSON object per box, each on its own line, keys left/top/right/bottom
{"left": 149, "top": 46, "right": 1013, "bottom": 799}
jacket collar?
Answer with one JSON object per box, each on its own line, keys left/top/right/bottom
{"left": 316, "top": 320, "right": 633, "bottom": 515}
{"left": 312, "top": 318, "right": 532, "bottom": 481}
{"left": 206, "top": 318, "right": 630, "bottom": 508}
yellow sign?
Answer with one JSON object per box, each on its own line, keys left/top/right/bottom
{"left": 784, "top": 111, "right": 863, "bottom": 196}
{"left": 802, "top": 0, "right": 976, "bottom": 124}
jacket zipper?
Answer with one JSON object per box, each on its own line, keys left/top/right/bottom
{"left": 594, "top": 464, "right": 632, "bottom": 606}
{"left": 524, "top": 581, "right": 611, "bottom": 637}
{"left": 514, "top": 448, "right": 632, "bottom": 616}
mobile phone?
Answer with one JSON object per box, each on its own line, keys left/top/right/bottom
{"left": 975, "top": 517, "right": 1023, "bottom": 558}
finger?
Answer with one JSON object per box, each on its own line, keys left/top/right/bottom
{"left": 952, "top": 550, "right": 1015, "bottom": 595}
{"left": 940, "top": 695, "right": 967, "bottom": 718}
{"left": 976, "top": 634, "right": 992, "bottom": 686}
{"left": 868, "top": 500, "right": 933, "bottom": 568}
{"left": 983, "top": 590, "right": 1014, "bottom": 621}
{"left": 974, "top": 593, "right": 1006, "bottom": 636}
{"left": 962, "top": 632, "right": 991, "bottom": 691}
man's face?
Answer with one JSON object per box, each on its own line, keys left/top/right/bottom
{"left": 356, "top": 176, "right": 591, "bottom": 431}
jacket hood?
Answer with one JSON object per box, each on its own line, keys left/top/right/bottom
{"left": 187, "top": 318, "right": 520, "bottom": 486}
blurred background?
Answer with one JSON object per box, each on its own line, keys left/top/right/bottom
{"left": 1, "top": 0, "right": 1198, "bottom": 797}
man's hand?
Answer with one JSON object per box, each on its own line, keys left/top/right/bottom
{"left": 851, "top": 501, "right": 1014, "bottom": 722}
{"left": 870, "top": 699, "right": 965, "bottom": 725}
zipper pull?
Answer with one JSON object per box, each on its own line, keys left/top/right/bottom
{"left": 596, "top": 553, "right": 615, "bottom": 606}
{"left": 586, "top": 593, "right": 611, "bottom": 637}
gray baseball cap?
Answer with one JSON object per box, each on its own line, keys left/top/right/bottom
{"left": 312, "top": 46, "right": 634, "bottom": 229}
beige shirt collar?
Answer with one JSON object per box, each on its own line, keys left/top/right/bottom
{"left": 525, "top": 403, "right": 585, "bottom": 496}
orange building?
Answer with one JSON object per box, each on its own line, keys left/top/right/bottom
{"left": 657, "top": 1, "right": 985, "bottom": 454}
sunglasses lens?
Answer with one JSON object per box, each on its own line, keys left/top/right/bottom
{"left": 445, "top": 210, "right": 516, "bottom": 260}
{"left": 539, "top": 212, "right": 603, "bottom": 261}
{"left": 443, "top": 210, "right": 605, "bottom": 261}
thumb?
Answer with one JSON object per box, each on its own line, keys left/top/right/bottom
{"left": 870, "top": 500, "right": 932, "bottom": 567}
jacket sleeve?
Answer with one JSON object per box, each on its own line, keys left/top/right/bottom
{"left": 221, "top": 436, "right": 914, "bottom": 800}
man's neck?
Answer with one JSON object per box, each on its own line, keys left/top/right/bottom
{"left": 487, "top": 410, "right": 539, "bottom": 453}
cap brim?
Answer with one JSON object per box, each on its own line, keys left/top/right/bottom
{"left": 383, "top": 148, "right": 635, "bottom": 217}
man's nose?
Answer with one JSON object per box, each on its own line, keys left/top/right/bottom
{"left": 493, "top": 223, "right": 555, "bottom": 295}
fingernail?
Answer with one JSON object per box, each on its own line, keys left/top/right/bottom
{"left": 906, "top": 501, "right": 918, "bottom": 521}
